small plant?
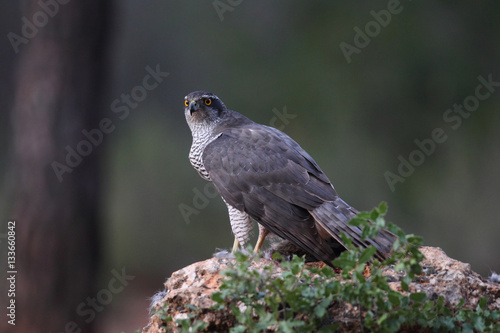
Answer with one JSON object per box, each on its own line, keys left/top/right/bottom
{"left": 212, "top": 251, "right": 340, "bottom": 332}
{"left": 151, "top": 303, "right": 208, "bottom": 333}
{"left": 209, "top": 202, "right": 500, "bottom": 332}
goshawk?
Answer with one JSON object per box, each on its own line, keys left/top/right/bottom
{"left": 184, "top": 91, "right": 395, "bottom": 264}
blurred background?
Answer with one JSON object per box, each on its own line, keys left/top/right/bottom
{"left": 1, "top": 1, "right": 499, "bottom": 332}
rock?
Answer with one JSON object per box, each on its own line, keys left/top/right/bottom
{"left": 142, "top": 246, "right": 500, "bottom": 333}
{"left": 404, "top": 247, "right": 500, "bottom": 309}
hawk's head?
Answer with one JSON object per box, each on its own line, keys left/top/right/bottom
{"left": 184, "top": 91, "right": 226, "bottom": 127}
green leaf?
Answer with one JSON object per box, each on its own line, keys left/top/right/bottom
{"left": 375, "top": 217, "right": 386, "bottom": 228}
{"left": 394, "top": 262, "right": 405, "bottom": 272}
{"left": 473, "top": 316, "right": 486, "bottom": 331}
{"left": 478, "top": 296, "right": 488, "bottom": 311}
{"left": 314, "top": 304, "right": 326, "bottom": 318}
{"left": 354, "top": 211, "right": 371, "bottom": 221}
{"left": 377, "top": 312, "right": 388, "bottom": 325}
{"left": 392, "top": 238, "right": 400, "bottom": 251}
{"left": 349, "top": 217, "right": 365, "bottom": 227}
{"left": 314, "top": 295, "right": 333, "bottom": 318}
{"left": 272, "top": 251, "right": 283, "bottom": 261}
{"left": 332, "top": 257, "right": 355, "bottom": 269}
{"left": 401, "top": 279, "right": 409, "bottom": 292}
{"left": 211, "top": 291, "right": 224, "bottom": 304}
{"left": 378, "top": 201, "right": 388, "bottom": 215}
{"left": 359, "top": 246, "right": 377, "bottom": 263}
{"left": 229, "top": 325, "right": 247, "bottom": 333}
{"left": 388, "top": 291, "right": 401, "bottom": 307}
{"left": 279, "top": 320, "right": 301, "bottom": 333}
{"left": 409, "top": 292, "right": 427, "bottom": 303}
{"left": 319, "top": 266, "right": 335, "bottom": 278}
{"left": 461, "top": 323, "right": 474, "bottom": 333}
{"left": 233, "top": 251, "right": 249, "bottom": 262}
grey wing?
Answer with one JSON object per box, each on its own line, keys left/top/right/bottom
{"left": 203, "top": 124, "right": 342, "bottom": 263}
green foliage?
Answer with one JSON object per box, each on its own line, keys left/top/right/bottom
{"left": 146, "top": 203, "right": 499, "bottom": 332}
{"left": 208, "top": 202, "right": 500, "bottom": 332}
{"left": 152, "top": 304, "right": 208, "bottom": 333}
{"left": 212, "top": 251, "right": 340, "bottom": 332}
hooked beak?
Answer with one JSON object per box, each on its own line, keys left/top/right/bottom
{"left": 188, "top": 101, "right": 199, "bottom": 115}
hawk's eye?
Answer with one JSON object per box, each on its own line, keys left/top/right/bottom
{"left": 184, "top": 100, "right": 189, "bottom": 107}
{"left": 204, "top": 98, "right": 212, "bottom": 106}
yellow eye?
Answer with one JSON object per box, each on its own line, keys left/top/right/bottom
{"left": 184, "top": 100, "right": 189, "bottom": 107}
{"left": 204, "top": 98, "right": 212, "bottom": 106}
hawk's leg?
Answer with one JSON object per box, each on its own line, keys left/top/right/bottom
{"left": 254, "top": 224, "right": 270, "bottom": 253}
{"left": 223, "top": 199, "right": 253, "bottom": 253}
{"left": 231, "top": 238, "right": 240, "bottom": 253}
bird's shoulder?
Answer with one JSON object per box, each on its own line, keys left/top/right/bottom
{"left": 206, "top": 110, "right": 296, "bottom": 164}
{"left": 203, "top": 110, "right": 329, "bottom": 183}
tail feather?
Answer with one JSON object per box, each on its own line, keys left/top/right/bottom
{"left": 311, "top": 199, "right": 396, "bottom": 261}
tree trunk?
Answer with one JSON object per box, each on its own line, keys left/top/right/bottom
{"left": 6, "top": 1, "right": 113, "bottom": 332}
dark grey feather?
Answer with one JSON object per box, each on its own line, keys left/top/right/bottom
{"left": 203, "top": 109, "right": 395, "bottom": 264}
